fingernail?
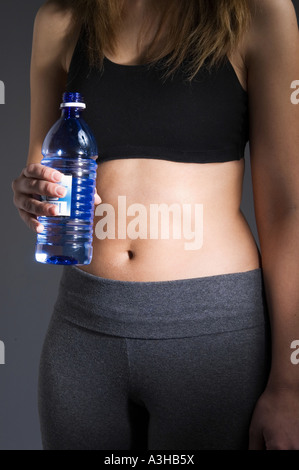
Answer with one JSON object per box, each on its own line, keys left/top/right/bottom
{"left": 56, "top": 186, "right": 66, "bottom": 197}
{"left": 53, "top": 172, "right": 61, "bottom": 182}
{"left": 51, "top": 205, "right": 58, "bottom": 216}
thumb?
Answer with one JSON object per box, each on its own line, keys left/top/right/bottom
{"left": 248, "top": 425, "right": 265, "bottom": 450}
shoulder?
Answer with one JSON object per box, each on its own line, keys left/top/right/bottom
{"left": 32, "top": 0, "right": 79, "bottom": 71}
{"left": 248, "top": 0, "right": 296, "bottom": 17}
{"left": 34, "top": 0, "right": 75, "bottom": 34}
{"left": 243, "top": 0, "right": 298, "bottom": 63}
{"left": 247, "top": 0, "right": 298, "bottom": 33}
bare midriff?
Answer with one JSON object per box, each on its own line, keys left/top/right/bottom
{"left": 78, "top": 156, "right": 261, "bottom": 281}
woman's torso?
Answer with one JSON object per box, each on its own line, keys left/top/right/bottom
{"left": 64, "top": 14, "right": 261, "bottom": 282}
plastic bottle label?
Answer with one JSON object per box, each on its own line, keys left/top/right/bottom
{"left": 42, "top": 174, "right": 73, "bottom": 216}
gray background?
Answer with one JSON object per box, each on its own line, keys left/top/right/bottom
{"left": 0, "top": 0, "right": 298, "bottom": 450}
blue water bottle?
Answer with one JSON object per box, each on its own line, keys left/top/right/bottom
{"left": 35, "top": 92, "right": 98, "bottom": 265}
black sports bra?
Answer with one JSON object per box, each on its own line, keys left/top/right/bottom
{"left": 66, "top": 27, "right": 249, "bottom": 164}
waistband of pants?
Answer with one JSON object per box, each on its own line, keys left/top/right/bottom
{"left": 52, "top": 265, "right": 269, "bottom": 339}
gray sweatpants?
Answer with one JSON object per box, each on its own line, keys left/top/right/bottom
{"left": 38, "top": 266, "right": 271, "bottom": 450}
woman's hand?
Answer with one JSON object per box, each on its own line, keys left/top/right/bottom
{"left": 12, "top": 163, "right": 102, "bottom": 233}
{"left": 249, "top": 386, "right": 299, "bottom": 450}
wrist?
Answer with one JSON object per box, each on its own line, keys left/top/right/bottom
{"left": 266, "top": 370, "right": 299, "bottom": 393}
{"left": 266, "top": 339, "right": 299, "bottom": 391}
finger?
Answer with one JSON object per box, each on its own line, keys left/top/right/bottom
{"left": 17, "top": 178, "right": 67, "bottom": 198}
{"left": 15, "top": 195, "right": 58, "bottom": 217}
{"left": 23, "top": 163, "right": 63, "bottom": 183}
{"left": 18, "top": 208, "right": 44, "bottom": 233}
{"left": 94, "top": 189, "right": 102, "bottom": 205}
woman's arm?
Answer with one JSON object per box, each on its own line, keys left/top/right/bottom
{"left": 12, "top": 1, "right": 100, "bottom": 232}
{"left": 245, "top": 0, "right": 299, "bottom": 450}
{"left": 28, "top": 0, "right": 76, "bottom": 164}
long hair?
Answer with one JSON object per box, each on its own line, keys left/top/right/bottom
{"left": 61, "top": 0, "right": 251, "bottom": 81}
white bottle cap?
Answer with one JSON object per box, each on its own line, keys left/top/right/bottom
{"left": 60, "top": 102, "right": 86, "bottom": 109}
